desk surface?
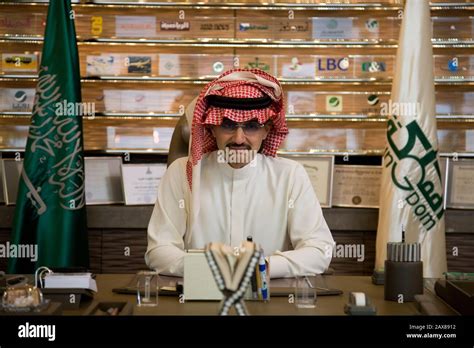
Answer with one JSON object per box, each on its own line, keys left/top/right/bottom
{"left": 64, "top": 274, "right": 431, "bottom": 316}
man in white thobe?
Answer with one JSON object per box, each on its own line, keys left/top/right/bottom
{"left": 146, "top": 69, "right": 334, "bottom": 278}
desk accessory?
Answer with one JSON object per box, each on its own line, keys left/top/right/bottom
{"left": 344, "top": 292, "right": 376, "bottom": 315}
{"left": 384, "top": 240, "right": 423, "bottom": 302}
{"left": 1, "top": 270, "right": 61, "bottom": 314}
{"left": 205, "top": 241, "right": 261, "bottom": 315}
{"left": 36, "top": 266, "right": 96, "bottom": 309}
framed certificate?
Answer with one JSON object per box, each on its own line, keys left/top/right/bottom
{"left": 280, "top": 155, "right": 334, "bottom": 208}
{"left": 1, "top": 159, "right": 22, "bottom": 205}
{"left": 121, "top": 163, "right": 167, "bottom": 205}
{"left": 1, "top": 157, "right": 124, "bottom": 206}
{"left": 445, "top": 158, "right": 474, "bottom": 209}
{"left": 332, "top": 165, "right": 382, "bottom": 208}
{"left": 84, "top": 157, "right": 124, "bottom": 205}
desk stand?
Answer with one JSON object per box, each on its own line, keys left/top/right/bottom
{"left": 205, "top": 247, "right": 260, "bottom": 316}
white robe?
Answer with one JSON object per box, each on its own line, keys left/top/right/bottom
{"left": 145, "top": 151, "right": 335, "bottom": 278}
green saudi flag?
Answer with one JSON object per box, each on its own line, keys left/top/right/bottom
{"left": 8, "top": 0, "right": 89, "bottom": 273}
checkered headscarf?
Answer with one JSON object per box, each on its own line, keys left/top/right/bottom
{"left": 186, "top": 68, "right": 289, "bottom": 190}
{"left": 183, "top": 69, "right": 288, "bottom": 246}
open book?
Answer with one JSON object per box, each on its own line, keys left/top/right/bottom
{"left": 205, "top": 241, "right": 259, "bottom": 292}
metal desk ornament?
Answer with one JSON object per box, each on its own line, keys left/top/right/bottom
{"left": 205, "top": 241, "right": 260, "bottom": 316}
{"left": 384, "top": 229, "right": 423, "bottom": 302}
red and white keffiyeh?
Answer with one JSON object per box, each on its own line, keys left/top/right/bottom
{"left": 186, "top": 68, "right": 289, "bottom": 190}
{"left": 183, "top": 69, "right": 289, "bottom": 245}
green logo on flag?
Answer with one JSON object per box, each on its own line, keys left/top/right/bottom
{"left": 384, "top": 117, "right": 444, "bottom": 231}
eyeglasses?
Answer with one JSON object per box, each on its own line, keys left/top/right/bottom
{"left": 218, "top": 118, "right": 266, "bottom": 135}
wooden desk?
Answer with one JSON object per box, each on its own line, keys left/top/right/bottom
{"left": 67, "top": 274, "right": 425, "bottom": 316}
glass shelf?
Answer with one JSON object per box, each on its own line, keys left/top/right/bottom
{"left": 0, "top": 9, "right": 472, "bottom": 44}
{"left": 2, "top": 112, "right": 474, "bottom": 121}
{"left": 85, "top": 0, "right": 405, "bottom": 10}
{"left": 3, "top": 36, "right": 474, "bottom": 48}
{"left": 1, "top": 75, "right": 474, "bottom": 87}
{"left": 1, "top": 0, "right": 473, "bottom": 10}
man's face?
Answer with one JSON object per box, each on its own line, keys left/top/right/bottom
{"left": 210, "top": 117, "right": 271, "bottom": 168}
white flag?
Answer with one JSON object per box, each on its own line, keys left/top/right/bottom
{"left": 375, "top": 0, "right": 447, "bottom": 278}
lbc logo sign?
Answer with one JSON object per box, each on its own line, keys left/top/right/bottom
{"left": 316, "top": 57, "right": 349, "bottom": 71}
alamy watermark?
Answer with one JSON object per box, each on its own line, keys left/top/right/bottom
{"left": 217, "top": 148, "right": 258, "bottom": 166}
{"left": 55, "top": 100, "right": 96, "bottom": 119}
{"left": 0, "top": 242, "right": 38, "bottom": 262}
{"left": 18, "top": 322, "right": 55, "bottom": 341}
{"left": 381, "top": 100, "right": 421, "bottom": 118}
{"left": 326, "top": 243, "right": 365, "bottom": 262}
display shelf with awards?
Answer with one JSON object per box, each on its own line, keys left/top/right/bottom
{"left": 83, "top": 52, "right": 235, "bottom": 79}
{"left": 0, "top": 0, "right": 473, "bottom": 161}
{"left": 80, "top": 50, "right": 398, "bottom": 81}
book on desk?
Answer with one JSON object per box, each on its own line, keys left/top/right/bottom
{"left": 41, "top": 272, "right": 97, "bottom": 309}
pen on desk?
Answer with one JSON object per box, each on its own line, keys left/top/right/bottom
{"left": 258, "top": 251, "right": 268, "bottom": 301}
{"left": 247, "top": 236, "right": 258, "bottom": 299}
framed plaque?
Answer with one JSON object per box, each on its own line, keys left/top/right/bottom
{"left": 312, "top": 18, "right": 357, "bottom": 40}
{"left": 159, "top": 54, "right": 181, "bottom": 76}
{"left": 445, "top": 158, "right": 474, "bottom": 209}
{"left": 86, "top": 55, "right": 122, "bottom": 76}
{"left": 2, "top": 53, "right": 38, "bottom": 73}
{"left": 332, "top": 165, "right": 382, "bottom": 208}
{"left": 84, "top": 157, "right": 124, "bottom": 205}
{"left": 196, "top": 18, "right": 234, "bottom": 39}
{"left": 0, "top": 88, "right": 35, "bottom": 112}
{"left": 121, "top": 163, "right": 167, "bottom": 205}
{"left": 286, "top": 91, "right": 316, "bottom": 116}
{"left": 1, "top": 159, "right": 22, "bottom": 205}
{"left": 115, "top": 16, "right": 156, "bottom": 38}
{"left": 279, "top": 155, "right": 333, "bottom": 208}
